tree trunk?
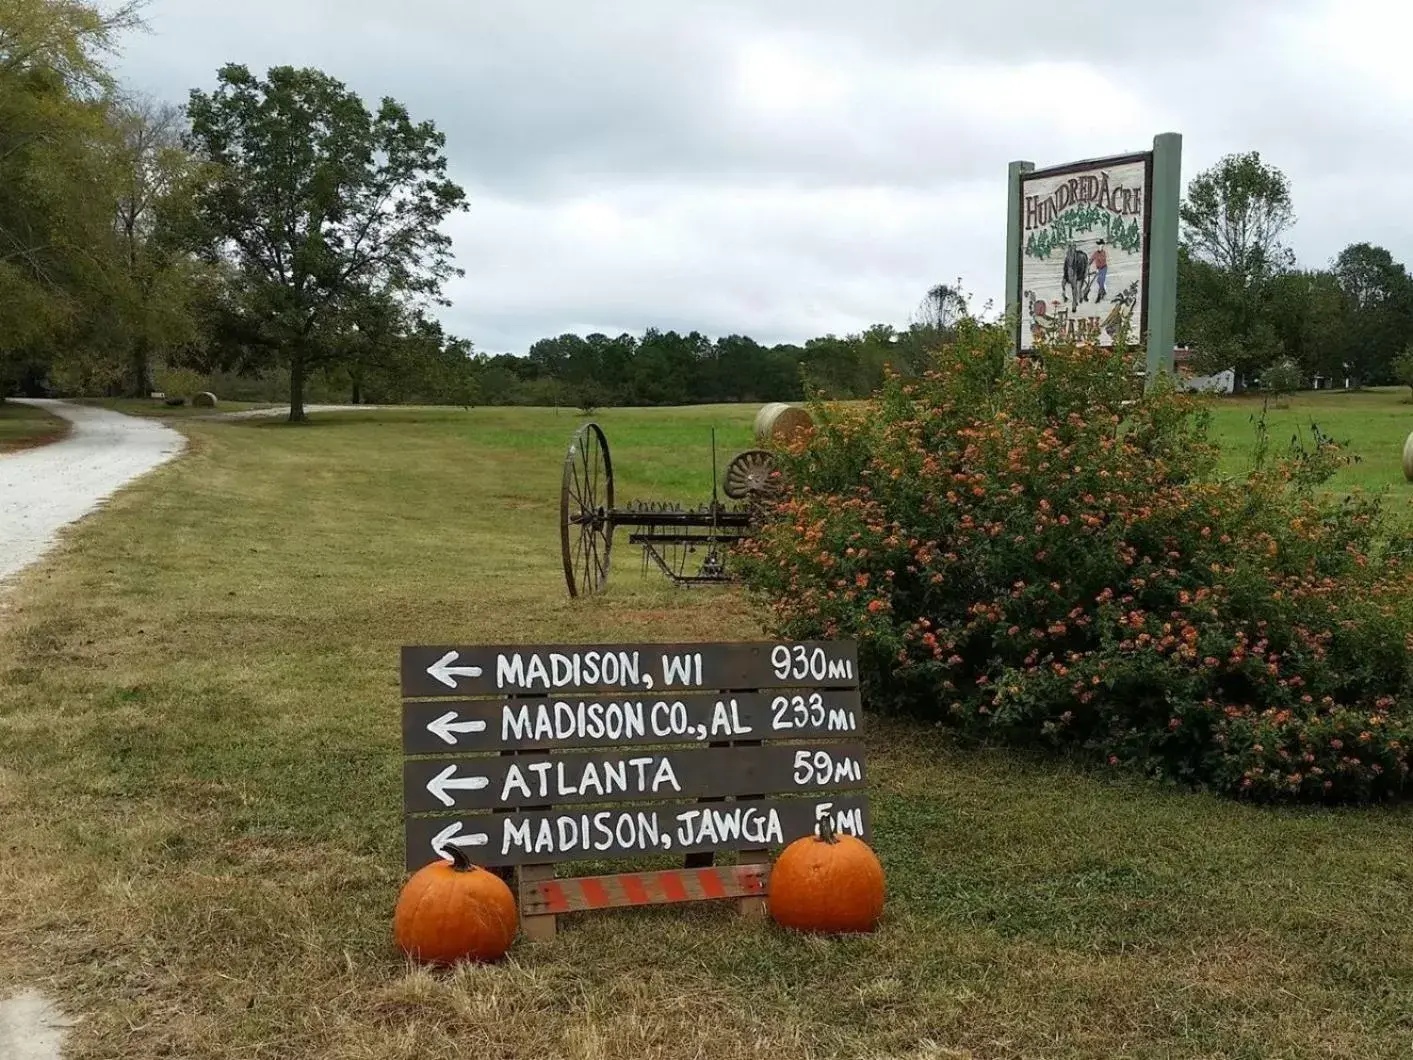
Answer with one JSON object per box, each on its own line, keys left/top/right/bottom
{"left": 129, "top": 339, "right": 150, "bottom": 399}
{"left": 289, "top": 354, "right": 307, "bottom": 423}
{"left": 351, "top": 376, "right": 362, "bottom": 405}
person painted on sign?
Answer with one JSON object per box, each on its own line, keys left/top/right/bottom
{"left": 1023, "top": 290, "right": 1049, "bottom": 343}
{"left": 1091, "top": 240, "right": 1108, "bottom": 303}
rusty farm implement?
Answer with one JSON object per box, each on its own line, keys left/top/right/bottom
{"left": 558, "top": 403, "right": 813, "bottom": 597}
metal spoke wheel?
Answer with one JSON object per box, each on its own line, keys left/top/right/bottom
{"left": 724, "top": 449, "right": 779, "bottom": 500}
{"left": 561, "top": 422, "right": 615, "bottom": 597}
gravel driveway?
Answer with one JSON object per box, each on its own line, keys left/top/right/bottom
{"left": 0, "top": 399, "right": 185, "bottom": 1055}
{"left": 0, "top": 399, "right": 186, "bottom": 586}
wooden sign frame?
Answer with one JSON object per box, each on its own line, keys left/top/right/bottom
{"left": 400, "top": 640, "right": 867, "bottom": 939}
{"left": 1004, "top": 132, "right": 1182, "bottom": 387}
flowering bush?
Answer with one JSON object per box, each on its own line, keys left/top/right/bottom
{"left": 737, "top": 326, "right": 1413, "bottom": 803}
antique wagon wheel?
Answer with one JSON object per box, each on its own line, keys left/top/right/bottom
{"left": 723, "top": 449, "right": 779, "bottom": 500}
{"left": 560, "top": 422, "right": 615, "bottom": 597}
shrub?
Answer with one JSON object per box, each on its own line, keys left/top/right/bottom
{"left": 575, "top": 379, "right": 609, "bottom": 415}
{"left": 736, "top": 326, "right": 1413, "bottom": 803}
{"left": 154, "top": 366, "right": 207, "bottom": 401}
{"left": 1261, "top": 358, "right": 1303, "bottom": 395}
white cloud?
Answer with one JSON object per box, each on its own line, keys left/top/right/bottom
{"left": 112, "top": 0, "right": 1413, "bottom": 354}
{"left": 446, "top": 179, "right": 998, "bottom": 351}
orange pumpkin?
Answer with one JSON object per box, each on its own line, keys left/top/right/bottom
{"left": 393, "top": 845, "right": 519, "bottom": 964}
{"left": 768, "top": 814, "right": 885, "bottom": 935}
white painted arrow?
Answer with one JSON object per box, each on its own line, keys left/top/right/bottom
{"left": 426, "top": 763, "right": 491, "bottom": 807}
{"left": 426, "top": 711, "right": 488, "bottom": 745}
{"left": 431, "top": 821, "right": 490, "bottom": 860}
{"left": 426, "top": 650, "right": 483, "bottom": 689}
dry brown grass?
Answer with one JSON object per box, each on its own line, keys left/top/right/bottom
{"left": 1, "top": 405, "right": 1412, "bottom": 1059}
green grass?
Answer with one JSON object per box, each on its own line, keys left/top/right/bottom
{"left": 0, "top": 397, "right": 1412, "bottom": 1058}
{"left": 73, "top": 396, "right": 281, "bottom": 419}
{"left": 1207, "top": 386, "right": 1413, "bottom": 496}
{"left": 0, "top": 400, "right": 70, "bottom": 452}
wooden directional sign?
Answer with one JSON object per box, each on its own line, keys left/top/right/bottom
{"left": 404, "top": 795, "right": 871, "bottom": 869}
{"left": 404, "top": 743, "right": 866, "bottom": 813}
{"left": 401, "top": 689, "right": 863, "bottom": 754}
{"left": 400, "top": 641, "right": 859, "bottom": 698}
{"left": 399, "top": 639, "right": 868, "bottom": 934}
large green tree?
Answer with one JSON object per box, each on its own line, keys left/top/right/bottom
{"left": 711, "top": 334, "right": 767, "bottom": 402}
{"left": 108, "top": 95, "right": 208, "bottom": 396}
{"left": 1330, "top": 242, "right": 1413, "bottom": 384}
{"left": 1264, "top": 268, "right": 1347, "bottom": 380}
{"left": 0, "top": 0, "right": 142, "bottom": 98}
{"left": 631, "top": 328, "right": 707, "bottom": 405}
{"left": 183, "top": 63, "right": 467, "bottom": 421}
{"left": 0, "top": 0, "right": 144, "bottom": 396}
{"left": 1180, "top": 151, "right": 1295, "bottom": 285}
{"left": 1178, "top": 153, "right": 1298, "bottom": 382}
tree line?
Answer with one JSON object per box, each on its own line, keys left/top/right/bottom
{"left": 1176, "top": 152, "right": 1413, "bottom": 387}
{"left": 4, "top": 0, "right": 1409, "bottom": 418}
{"left": 475, "top": 283, "right": 971, "bottom": 409}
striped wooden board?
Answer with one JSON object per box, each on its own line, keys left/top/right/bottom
{"left": 520, "top": 864, "right": 769, "bottom": 916}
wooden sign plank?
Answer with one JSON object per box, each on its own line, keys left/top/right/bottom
{"left": 520, "top": 863, "right": 768, "bottom": 915}
{"left": 403, "top": 743, "right": 866, "bottom": 812}
{"left": 400, "top": 641, "right": 860, "bottom": 698}
{"left": 403, "top": 795, "right": 870, "bottom": 870}
{"left": 402, "top": 689, "right": 863, "bottom": 754}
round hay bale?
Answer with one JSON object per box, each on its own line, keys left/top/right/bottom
{"left": 754, "top": 402, "right": 813, "bottom": 445}
{"left": 191, "top": 391, "right": 218, "bottom": 409}
{"left": 1402, "top": 431, "right": 1413, "bottom": 482}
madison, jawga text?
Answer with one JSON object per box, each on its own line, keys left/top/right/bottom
{"left": 499, "top": 803, "right": 868, "bottom": 857}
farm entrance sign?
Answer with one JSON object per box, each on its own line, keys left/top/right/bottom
{"left": 1005, "top": 133, "right": 1182, "bottom": 385}
{"left": 400, "top": 640, "right": 868, "bottom": 938}
{"left": 1019, "top": 155, "right": 1149, "bottom": 350}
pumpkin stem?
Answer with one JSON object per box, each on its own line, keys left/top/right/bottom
{"left": 816, "top": 811, "right": 839, "bottom": 844}
{"left": 445, "top": 843, "right": 477, "bottom": 872}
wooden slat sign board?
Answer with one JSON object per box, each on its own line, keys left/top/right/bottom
{"left": 400, "top": 641, "right": 867, "bottom": 938}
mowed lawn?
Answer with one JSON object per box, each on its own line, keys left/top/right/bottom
{"left": 0, "top": 400, "right": 70, "bottom": 452}
{"left": 1207, "top": 386, "right": 1413, "bottom": 497}
{"left": 0, "top": 397, "right": 1412, "bottom": 1059}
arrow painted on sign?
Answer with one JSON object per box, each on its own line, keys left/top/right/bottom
{"left": 431, "top": 821, "right": 490, "bottom": 860}
{"left": 426, "top": 711, "right": 488, "bottom": 745}
{"left": 426, "top": 650, "right": 483, "bottom": 689}
{"left": 426, "top": 763, "right": 491, "bottom": 807}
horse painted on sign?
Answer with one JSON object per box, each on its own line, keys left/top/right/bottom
{"left": 1060, "top": 245, "right": 1090, "bottom": 312}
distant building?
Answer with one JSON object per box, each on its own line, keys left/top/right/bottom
{"left": 1172, "top": 345, "right": 1235, "bottom": 394}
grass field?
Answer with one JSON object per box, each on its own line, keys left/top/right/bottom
{"left": 1205, "top": 386, "right": 1413, "bottom": 496}
{"left": 1, "top": 394, "right": 1412, "bottom": 1058}
{"left": 72, "top": 396, "right": 281, "bottom": 418}
{"left": 0, "top": 400, "right": 70, "bottom": 452}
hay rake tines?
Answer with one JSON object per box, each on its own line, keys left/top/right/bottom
{"left": 559, "top": 421, "right": 784, "bottom": 598}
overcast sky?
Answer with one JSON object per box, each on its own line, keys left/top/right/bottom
{"left": 113, "top": 0, "right": 1412, "bottom": 355}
